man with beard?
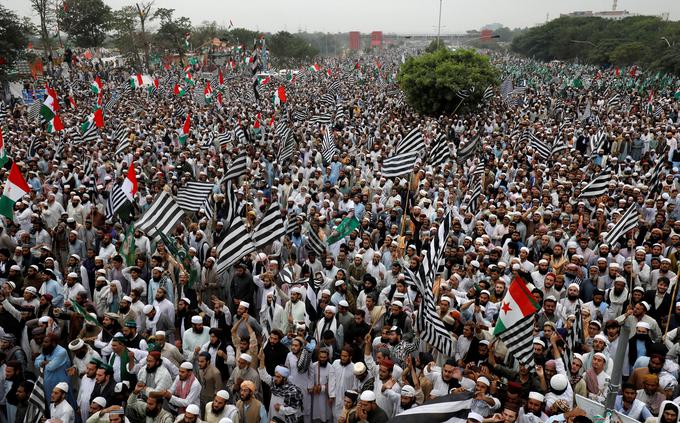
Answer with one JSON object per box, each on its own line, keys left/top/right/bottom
{"left": 617, "top": 301, "right": 662, "bottom": 342}
{"left": 256, "top": 356, "right": 303, "bottom": 423}
{"left": 109, "top": 336, "right": 145, "bottom": 384}
{"left": 127, "top": 383, "right": 174, "bottom": 423}
{"left": 235, "top": 381, "right": 267, "bottom": 423}
{"left": 159, "top": 362, "right": 202, "bottom": 415}
{"left": 283, "top": 287, "right": 306, "bottom": 331}
{"left": 530, "top": 259, "right": 550, "bottom": 289}
{"left": 67, "top": 339, "right": 101, "bottom": 377}
{"left": 314, "top": 305, "right": 342, "bottom": 345}
{"left": 227, "top": 353, "right": 260, "bottom": 401}
{"left": 352, "top": 361, "right": 374, "bottom": 394}
{"left": 143, "top": 305, "right": 174, "bottom": 340}
{"left": 517, "top": 392, "right": 548, "bottom": 423}
{"left": 49, "top": 382, "right": 75, "bottom": 423}
{"left": 122, "top": 320, "right": 148, "bottom": 350}
{"left": 423, "top": 358, "right": 461, "bottom": 399}
{"left": 558, "top": 283, "right": 583, "bottom": 322}
{"left": 636, "top": 374, "right": 666, "bottom": 415}
{"left": 284, "top": 336, "right": 312, "bottom": 422}
{"left": 122, "top": 266, "right": 146, "bottom": 299}
{"left": 379, "top": 300, "right": 414, "bottom": 342}
{"left": 92, "top": 276, "right": 111, "bottom": 316}
{"left": 364, "top": 336, "right": 401, "bottom": 418}
{"left": 0, "top": 334, "right": 27, "bottom": 368}
{"left": 606, "top": 276, "right": 629, "bottom": 319}
{"left": 147, "top": 267, "right": 174, "bottom": 305}
{"left": 394, "top": 385, "right": 418, "bottom": 415}
{"left": 198, "top": 297, "right": 232, "bottom": 343}
{"left": 135, "top": 351, "right": 173, "bottom": 397}
{"left": 204, "top": 390, "right": 239, "bottom": 423}
{"left": 384, "top": 327, "right": 418, "bottom": 369}
{"left": 76, "top": 361, "right": 97, "bottom": 423}
{"left": 327, "top": 346, "right": 355, "bottom": 422}
{"left": 644, "top": 276, "right": 673, "bottom": 321}
{"left": 196, "top": 352, "right": 225, "bottom": 411}
{"left": 89, "top": 364, "right": 116, "bottom": 403}
{"left": 583, "top": 288, "right": 608, "bottom": 323}
{"left": 2, "top": 360, "right": 24, "bottom": 423}
{"left": 35, "top": 333, "right": 71, "bottom": 401}
{"left": 614, "top": 383, "right": 653, "bottom": 421}
{"left": 182, "top": 315, "right": 210, "bottom": 361}
{"left": 117, "top": 295, "right": 137, "bottom": 327}
{"left": 152, "top": 287, "right": 175, "bottom": 324}
{"left": 174, "top": 404, "right": 204, "bottom": 423}
{"left": 230, "top": 264, "right": 256, "bottom": 316}
{"left": 307, "top": 348, "right": 332, "bottom": 423}
{"left": 261, "top": 291, "right": 286, "bottom": 335}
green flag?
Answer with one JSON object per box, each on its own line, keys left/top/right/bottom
{"left": 327, "top": 216, "right": 360, "bottom": 245}
{"left": 120, "top": 224, "right": 136, "bottom": 266}
{"left": 71, "top": 301, "right": 100, "bottom": 326}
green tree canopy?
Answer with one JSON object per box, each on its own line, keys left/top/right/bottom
{"left": 268, "top": 31, "right": 318, "bottom": 64}
{"left": 111, "top": 6, "right": 140, "bottom": 66}
{"left": 153, "top": 8, "right": 191, "bottom": 57}
{"left": 0, "top": 5, "right": 31, "bottom": 80}
{"left": 397, "top": 48, "right": 499, "bottom": 116}
{"left": 58, "top": 0, "right": 112, "bottom": 47}
{"left": 511, "top": 16, "right": 680, "bottom": 75}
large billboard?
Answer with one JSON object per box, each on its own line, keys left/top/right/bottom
{"left": 349, "top": 31, "right": 361, "bottom": 50}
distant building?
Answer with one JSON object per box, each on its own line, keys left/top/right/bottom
{"left": 370, "top": 31, "right": 383, "bottom": 48}
{"left": 349, "top": 32, "right": 361, "bottom": 50}
{"left": 560, "top": 10, "right": 636, "bottom": 20}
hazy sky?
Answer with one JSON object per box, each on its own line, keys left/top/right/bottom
{"left": 6, "top": 0, "right": 679, "bottom": 34}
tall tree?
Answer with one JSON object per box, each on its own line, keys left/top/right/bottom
{"left": 58, "top": 0, "right": 112, "bottom": 47}
{"left": 0, "top": 5, "right": 32, "bottom": 80}
{"left": 135, "top": 1, "right": 154, "bottom": 69}
{"left": 31, "top": 0, "right": 55, "bottom": 58}
{"left": 153, "top": 8, "right": 191, "bottom": 60}
{"left": 111, "top": 6, "right": 141, "bottom": 66}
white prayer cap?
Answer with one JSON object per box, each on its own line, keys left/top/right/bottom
{"left": 533, "top": 338, "right": 545, "bottom": 347}
{"left": 324, "top": 305, "right": 337, "bottom": 314}
{"left": 594, "top": 352, "right": 607, "bottom": 362}
{"left": 467, "top": 412, "right": 484, "bottom": 422}
{"left": 143, "top": 305, "right": 154, "bottom": 314}
{"left": 573, "top": 353, "right": 584, "bottom": 364}
{"left": 92, "top": 397, "right": 107, "bottom": 408}
{"left": 67, "top": 272, "right": 78, "bottom": 278}
{"left": 528, "top": 392, "right": 544, "bottom": 402}
{"left": 180, "top": 362, "right": 194, "bottom": 370}
{"left": 401, "top": 385, "right": 416, "bottom": 397}
{"left": 191, "top": 315, "right": 203, "bottom": 324}
{"left": 240, "top": 353, "right": 252, "bottom": 363}
{"left": 155, "top": 331, "right": 166, "bottom": 337}
{"left": 275, "top": 365, "right": 290, "bottom": 378}
{"left": 568, "top": 283, "right": 580, "bottom": 290}
{"left": 291, "top": 287, "right": 302, "bottom": 294}
{"left": 338, "top": 300, "right": 349, "bottom": 308}
{"left": 359, "top": 391, "right": 376, "bottom": 402}
{"left": 477, "top": 376, "right": 490, "bottom": 386}
{"left": 68, "top": 339, "right": 85, "bottom": 350}
{"left": 152, "top": 266, "right": 164, "bottom": 273}
{"left": 391, "top": 300, "right": 403, "bottom": 308}
{"left": 321, "top": 289, "right": 331, "bottom": 296}
{"left": 185, "top": 405, "right": 200, "bottom": 416}
{"left": 216, "top": 390, "right": 229, "bottom": 400}
{"left": 636, "top": 321, "right": 651, "bottom": 330}
{"left": 440, "top": 296, "right": 452, "bottom": 304}
{"left": 239, "top": 301, "right": 250, "bottom": 309}
{"left": 122, "top": 296, "right": 132, "bottom": 303}
{"left": 353, "top": 362, "right": 366, "bottom": 375}
{"left": 55, "top": 382, "right": 69, "bottom": 393}
{"left": 593, "top": 334, "right": 609, "bottom": 345}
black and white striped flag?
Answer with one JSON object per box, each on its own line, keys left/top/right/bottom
{"left": 464, "top": 179, "right": 482, "bottom": 215}
{"left": 23, "top": 372, "right": 47, "bottom": 423}
{"left": 456, "top": 137, "right": 479, "bottom": 162}
{"left": 176, "top": 181, "right": 214, "bottom": 212}
{"left": 216, "top": 214, "right": 256, "bottom": 275}
{"left": 310, "top": 112, "right": 333, "bottom": 125}
{"left": 252, "top": 202, "right": 286, "bottom": 249}
{"left": 105, "top": 183, "right": 129, "bottom": 220}
{"left": 481, "top": 85, "right": 494, "bottom": 102}
{"left": 407, "top": 212, "right": 456, "bottom": 357}
{"left": 292, "top": 110, "right": 308, "bottom": 122}
{"left": 215, "top": 132, "right": 232, "bottom": 149}
{"left": 456, "top": 88, "right": 472, "bottom": 99}
{"left": 305, "top": 228, "right": 326, "bottom": 257}
{"left": 278, "top": 131, "right": 296, "bottom": 164}
{"left": 135, "top": 191, "right": 185, "bottom": 240}
{"left": 321, "top": 125, "right": 337, "bottom": 164}
{"left": 390, "top": 394, "right": 472, "bottom": 423}
{"left": 396, "top": 128, "right": 424, "bottom": 155}
{"left": 499, "top": 77, "right": 513, "bottom": 99}
{"left": 381, "top": 150, "right": 419, "bottom": 178}
{"left": 319, "top": 93, "right": 336, "bottom": 105}
{"left": 234, "top": 126, "right": 247, "bottom": 144}
{"left": 607, "top": 93, "right": 621, "bottom": 109}
{"left": 428, "top": 134, "right": 450, "bottom": 167}
{"left": 224, "top": 152, "right": 248, "bottom": 181}
{"left": 602, "top": 204, "right": 639, "bottom": 246}
{"left": 579, "top": 170, "right": 612, "bottom": 198}
{"left": 529, "top": 134, "right": 551, "bottom": 159}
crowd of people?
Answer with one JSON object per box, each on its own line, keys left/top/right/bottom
{"left": 0, "top": 42, "right": 679, "bottom": 423}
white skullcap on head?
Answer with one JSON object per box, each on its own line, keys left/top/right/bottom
{"left": 324, "top": 305, "right": 337, "bottom": 314}
{"left": 240, "top": 353, "right": 252, "bottom": 363}
{"left": 155, "top": 331, "right": 166, "bottom": 337}
{"left": 153, "top": 266, "right": 164, "bottom": 272}
{"left": 216, "top": 390, "right": 229, "bottom": 400}
{"left": 185, "top": 405, "right": 200, "bottom": 415}
{"left": 359, "top": 391, "right": 376, "bottom": 402}
{"left": 191, "top": 315, "right": 203, "bottom": 324}
{"left": 568, "top": 283, "right": 580, "bottom": 290}
{"left": 636, "top": 321, "right": 651, "bottom": 330}
{"left": 239, "top": 301, "right": 250, "bottom": 309}
{"left": 180, "top": 362, "right": 194, "bottom": 370}
{"left": 55, "top": 382, "right": 69, "bottom": 393}
{"left": 477, "top": 376, "right": 490, "bottom": 386}
{"left": 528, "top": 392, "right": 544, "bottom": 402}
{"left": 143, "top": 304, "right": 154, "bottom": 314}
{"left": 401, "top": 385, "right": 416, "bottom": 397}
{"left": 92, "top": 397, "right": 107, "bottom": 408}
{"left": 291, "top": 287, "right": 302, "bottom": 294}
{"left": 275, "top": 365, "right": 290, "bottom": 378}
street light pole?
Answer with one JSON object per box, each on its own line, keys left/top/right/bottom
{"left": 437, "top": 0, "right": 443, "bottom": 45}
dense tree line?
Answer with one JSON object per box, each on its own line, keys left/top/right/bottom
{"left": 511, "top": 16, "right": 680, "bottom": 75}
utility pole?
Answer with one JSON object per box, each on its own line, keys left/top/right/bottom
{"left": 437, "top": 0, "right": 443, "bottom": 46}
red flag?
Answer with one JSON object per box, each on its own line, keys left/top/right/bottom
{"left": 52, "top": 114, "right": 65, "bottom": 131}
{"left": 68, "top": 96, "right": 76, "bottom": 109}
{"left": 63, "top": 1, "right": 68, "bottom": 11}
{"left": 326, "top": 68, "right": 332, "bottom": 77}
{"left": 153, "top": 78, "right": 159, "bottom": 89}
{"left": 615, "top": 67, "right": 621, "bottom": 77}
{"left": 253, "top": 113, "right": 261, "bottom": 129}
{"left": 217, "top": 92, "right": 223, "bottom": 105}
{"left": 629, "top": 65, "right": 637, "bottom": 77}
{"left": 93, "top": 108, "right": 104, "bottom": 128}
{"left": 218, "top": 70, "right": 224, "bottom": 85}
